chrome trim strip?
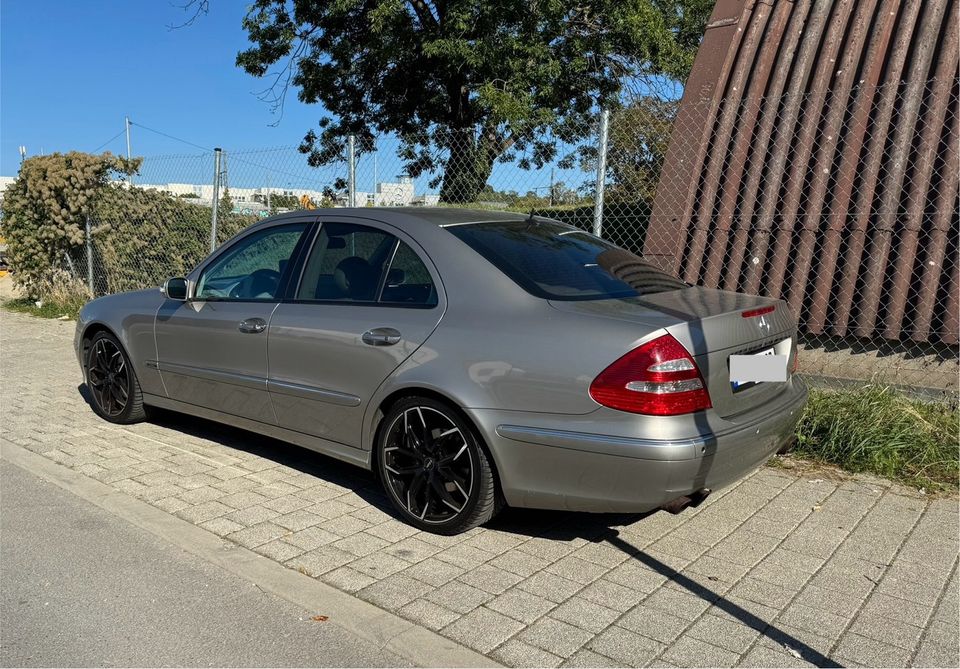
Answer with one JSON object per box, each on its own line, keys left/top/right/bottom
{"left": 267, "top": 379, "right": 362, "bottom": 407}
{"left": 495, "top": 424, "right": 703, "bottom": 461}
{"left": 155, "top": 361, "right": 265, "bottom": 391}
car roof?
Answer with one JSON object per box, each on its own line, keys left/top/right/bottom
{"left": 251, "top": 207, "right": 549, "bottom": 230}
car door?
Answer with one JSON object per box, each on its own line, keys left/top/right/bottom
{"left": 154, "top": 219, "right": 313, "bottom": 423}
{"left": 267, "top": 219, "right": 444, "bottom": 448}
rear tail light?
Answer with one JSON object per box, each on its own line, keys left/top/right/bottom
{"left": 590, "top": 334, "right": 712, "bottom": 415}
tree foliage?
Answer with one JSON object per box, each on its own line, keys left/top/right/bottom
{"left": 91, "top": 186, "right": 254, "bottom": 294}
{"left": 606, "top": 96, "right": 679, "bottom": 203}
{"left": 236, "top": 0, "right": 711, "bottom": 203}
{"left": 1, "top": 152, "right": 257, "bottom": 299}
{"left": 0, "top": 152, "right": 138, "bottom": 297}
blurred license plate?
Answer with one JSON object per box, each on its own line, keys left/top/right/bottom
{"left": 729, "top": 347, "right": 788, "bottom": 392}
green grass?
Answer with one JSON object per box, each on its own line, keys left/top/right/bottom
{"left": 3, "top": 296, "right": 83, "bottom": 320}
{"left": 794, "top": 386, "right": 959, "bottom": 492}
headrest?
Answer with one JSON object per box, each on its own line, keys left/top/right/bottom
{"left": 334, "top": 256, "right": 377, "bottom": 300}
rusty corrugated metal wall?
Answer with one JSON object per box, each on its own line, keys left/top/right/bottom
{"left": 645, "top": 0, "right": 960, "bottom": 345}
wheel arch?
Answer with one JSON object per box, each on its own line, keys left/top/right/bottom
{"left": 79, "top": 322, "right": 120, "bottom": 374}
{"left": 367, "top": 385, "right": 505, "bottom": 499}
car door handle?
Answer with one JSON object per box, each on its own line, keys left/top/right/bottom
{"left": 362, "top": 327, "right": 402, "bottom": 346}
{"left": 238, "top": 317, "right": 267, "bottom": 334}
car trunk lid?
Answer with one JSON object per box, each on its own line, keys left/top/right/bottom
{"left": 549, "top": 287, "right": 797, "bottom": 419}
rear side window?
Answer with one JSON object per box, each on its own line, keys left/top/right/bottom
{"left": 448, "top": 220, "right": 686, "bottom": 301}
{"left": 381, "top": 242, "right": 438, "bottom": 306}
{"left": 295, "top": 222, "right": 438, "bottom": 307}
{"left": 297, "top": 223, "right": 394, "bottom": 302}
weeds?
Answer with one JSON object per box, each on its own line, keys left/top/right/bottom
{"left": 795, "top": 385, "right": 959, "bottom": 492}
{"left": 3, "top": 297, "right": 82, "bottom": 320}
{"left": 2, "top": 268, "right": 89, "bottom": 320}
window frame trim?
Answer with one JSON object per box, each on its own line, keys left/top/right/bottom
{"left": 375, "top": 239, "right": 401, "bottom": 303}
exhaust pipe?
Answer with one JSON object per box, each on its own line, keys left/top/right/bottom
{"left": 660, "top": 488, "right": 711, "bottom": 514}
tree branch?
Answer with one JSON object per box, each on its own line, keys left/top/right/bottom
{"left": 252, "top": 31, "right": 314, "bottom": 125}
{"left": 167, "top": 0, "right": 209, "bottom": 30}
{"left": 406, "top": 0, "right": 439, "bottom": 29}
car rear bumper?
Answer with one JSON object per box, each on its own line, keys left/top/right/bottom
{"left": 470, "top": 377, "right": 808, "bottom": 513}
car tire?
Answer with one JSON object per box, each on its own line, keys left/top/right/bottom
{"left": 85, "top": 331, "right": 147, "bottom": 425}
{"left": 376, "top": 396, "right": 500, "bottom": 534}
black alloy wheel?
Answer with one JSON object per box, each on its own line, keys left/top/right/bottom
{"left": 377, "top": 397, "right": 498, "bottom": 534}
{"left": 86, "top": 331, "right": 147, "bottom": 424}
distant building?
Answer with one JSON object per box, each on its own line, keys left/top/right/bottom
{"left": 375, "top": 178, "right": 415, "bottom": 206}
{"left": 128, "top": 177, "right": 438, "bottom": 212}
{"left": 0, "top": 176, "right": 16, "bottom": 201}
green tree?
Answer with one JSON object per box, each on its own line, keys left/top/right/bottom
{"left": 1, "top": 151, "right": 259, "bottom": 299}
{"left": 235, "top": 0, "right": 711, "bottom": 204}
{"left": 218, "top": 187, "right": 235, "bottom": 218}
{"left": 549, "top": 181, "right": 579, "bottom": 206}
{"left": 0, "top": 152, "right": 139, "bottom": 297}
{"left": 606, "top": 96, "right": 678, "bottom": 203}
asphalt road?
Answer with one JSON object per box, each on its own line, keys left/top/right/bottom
{"left": 0, "top": 460, "right": 409, "bottom": 667}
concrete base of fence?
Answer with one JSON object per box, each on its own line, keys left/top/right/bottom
{"left": 799, "top": 337, "right": 959, "bottom": 397}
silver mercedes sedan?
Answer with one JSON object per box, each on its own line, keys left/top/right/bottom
{"left": 75, "top": 209, "right": 806, "bottom": 534}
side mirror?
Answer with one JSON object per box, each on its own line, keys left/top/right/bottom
{"left": 161, "top": 277, "right": 188, "bottom": 301}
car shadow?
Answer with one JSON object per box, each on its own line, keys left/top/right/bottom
{"left": 77, "top": 383, "right": 396, "bottom": 515}
{"left": 612, "top": 529, "right": 838, "bottom": 667}
{"left": 78, "top": 383, "right": 839, "bottom": 667}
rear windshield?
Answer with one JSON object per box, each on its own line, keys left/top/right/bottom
{"left": 448, "top": 220, "right": 687, "bottom": 301}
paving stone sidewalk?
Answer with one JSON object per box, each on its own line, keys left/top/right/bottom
{"left": 2, "top": 310, "right": 957, "bottom": 668}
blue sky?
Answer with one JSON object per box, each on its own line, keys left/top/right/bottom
{"left": 1, "top": 1, "right": 331, "bottom": 177}
{"left": 0, "top": 2, "right": 604, "bottom": 194}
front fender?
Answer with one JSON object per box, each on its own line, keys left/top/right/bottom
{"left": 76, "top": 289, "right": 166, "bottom": 397}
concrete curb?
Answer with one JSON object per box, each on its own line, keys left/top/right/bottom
{"left": 1, "top": 439, "right": 499, "bottom": 668}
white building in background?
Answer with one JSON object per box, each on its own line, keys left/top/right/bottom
{"left": 134, "top": 182, "right": 328, "bottom": 206}
{"left": 128, "top": 177, "right": 438, "bottom": 211}
{"left": 376, "top": 178, "right": 415, "bottom": 206}
{"left": 0, "top": 176, "right": 442, "bottom": 212}
{"left": 0, "top": 176, "right": 16, "bottom": 200}
{"left": 372, "top": 177, "right": 439, "bottom": 207}
{"left": 345, "top": 177, "right": 439, "bottom": 208}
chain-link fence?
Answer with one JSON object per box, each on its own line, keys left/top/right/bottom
{"left": 70, "top": 76, "right": 959, "bottom": 399}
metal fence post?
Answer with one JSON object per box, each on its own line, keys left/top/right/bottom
{"left": 593, "top": 109, "right": 610, "bottom": 237}
{"left": 85, "top": 215, "right": 94, "bottom": 295}
{"left": 125, "top": 116, "right": 133, "bottom": 185}
{"left": 209, "top": 147, "right": 222, "bottom": 252}
{"left": 63, "top": 252, "right": 76, "bottom": 279}
{"left": 348, "top": 135, "right": 356, "bottom": 208}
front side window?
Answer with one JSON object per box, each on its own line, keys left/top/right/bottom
{"left": 196, "top": 223, "right": 307, "bottom": 300}
{"left": 297, "top": 223, "right": 395, "bottom": 302}
{"left": 448, "top": 220, "right": 687, "bottom": 300}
